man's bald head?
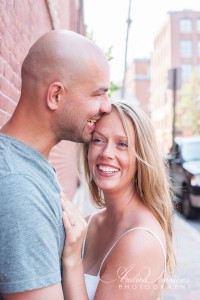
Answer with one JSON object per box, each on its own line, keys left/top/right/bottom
{"left": 2, "top": 30, "right": 111, "bottom": 152}
{"left": 21, "top": 30, "right": 108, "bottom": 88}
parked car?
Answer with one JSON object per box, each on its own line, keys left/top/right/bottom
{"left": 170, "top": 136, "right": 200, "bottom": 219}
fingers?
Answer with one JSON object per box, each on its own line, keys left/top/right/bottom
{"left": 60, "top": 193, "right": 88, "bottom": 262}
{"left": 62, "top": 210, "right": 72, "bottom": 231}
{"left": 60, "top": 193, "right": 87, "bottom": 229}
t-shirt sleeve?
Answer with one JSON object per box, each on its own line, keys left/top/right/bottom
{"left": 0, "top": 174, "right": 62, "bottom": 293}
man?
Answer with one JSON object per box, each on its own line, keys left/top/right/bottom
{"left": 0, "top": 30, "right": 111, "bottom": 299}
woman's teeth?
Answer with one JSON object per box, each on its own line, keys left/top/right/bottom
{"left": 98, "top": 165, "right": 119, "bottom": 173}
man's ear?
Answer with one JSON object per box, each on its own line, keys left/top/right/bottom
{"left": 46, "top": 81, "right": 64, "bottom": 110}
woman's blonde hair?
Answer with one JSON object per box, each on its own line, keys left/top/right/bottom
{"left": 80, "top": 100, "right": 176, "bottom": 277}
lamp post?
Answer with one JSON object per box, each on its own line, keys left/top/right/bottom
{"left": 121, "top": 0, "right": 132, "bottom": 98}
{"left": 168, "top": 68, "right": 181, "bottom": 181}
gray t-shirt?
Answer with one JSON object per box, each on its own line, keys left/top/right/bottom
{"left": 0, "top": 134, "right": 65, "bottom": 296}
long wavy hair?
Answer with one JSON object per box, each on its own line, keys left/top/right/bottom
{"left": 79, "top": 101, "right": 176, "bottom": 277}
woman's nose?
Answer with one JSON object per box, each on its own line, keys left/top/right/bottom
{"left": 100, "top": 142, "right": 115, "bottom": 159}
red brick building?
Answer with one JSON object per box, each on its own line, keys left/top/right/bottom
{"left": 0, "top": 0, "right": 85, "bottom": 199}
{"left": 125, "top": 58, "right": 151, "bottom": 116}
{"left": 151, "top": 10, "right": 200, "bottom": 152}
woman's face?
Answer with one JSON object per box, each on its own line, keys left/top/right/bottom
{"left": 88, "top": 109, "right": 137, "bottom": 194}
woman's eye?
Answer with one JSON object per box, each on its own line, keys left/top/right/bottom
{"left": 92, "top": 138, "right": 104, "bottom": 144}
{"left": 118, "top": 142, "right": 128, "bottom": 149}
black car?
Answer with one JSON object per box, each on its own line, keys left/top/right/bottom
{"left": 171, "top": 136, "right": 200, "bottom": 219}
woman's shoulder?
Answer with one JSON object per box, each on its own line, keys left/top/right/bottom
{"left": 101, "top": 208, "right": 166, "bottom": 273}
{"left": 100, "top": 225, "right": 166, "bottom": 287}
{"left": 97, "top": 225, "right": 166, "bottom": 300}
{"left": 85, "top": 208, "right": 106, "bottom": 224}
{"left": 133, "top": 204, "right": 166, "bottom": 244}
{"left": 115, "top": 225, "right": 165, "bottom": 256}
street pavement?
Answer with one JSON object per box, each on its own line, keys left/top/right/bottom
{"left": 163, "top": 213, "right": 200, "bottom": 300}
{"left": 187, "top": 217, "right": 200, "bottom": 234}
{"left": 73, "top": 187, "right": 200, "bottom": 299}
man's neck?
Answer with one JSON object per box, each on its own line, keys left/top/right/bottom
{"left": 0, "top": 120, "right": 55, "bottom": 159}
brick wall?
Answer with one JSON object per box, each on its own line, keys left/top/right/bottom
{"left": 0, "top": 0, "right": 85, "bottom": 199}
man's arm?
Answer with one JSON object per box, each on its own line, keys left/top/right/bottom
{"left": 2, "top": 283, "right": 64, "bottom": 300}
{"left": 0, "top": 175, "right": 63, "bottom": 296}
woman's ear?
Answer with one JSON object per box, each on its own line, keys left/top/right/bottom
{"left": 46, "top": 81, "right": 64, "bottom": 110}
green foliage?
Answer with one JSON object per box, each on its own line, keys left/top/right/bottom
{"left": 104, "top": 46, "right": 114, "bottom": 62}
{"left": 108, "top": 81, "right": 120, "bottom": 97}
{"left": 86, "top": 31, "right": 96, "bottom": 43}
{"left": 176, "top": 68, "right": 200, "bottom": 135}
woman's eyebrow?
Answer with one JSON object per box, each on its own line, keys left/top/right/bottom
{"left": 93, "top": 130, "right": 104, "bottom": 136}
{"left": 93, "top": 131, "right": 127, "bottom": 139}
{"left": 115, "top": 136, "right": 128, "bottom": 141}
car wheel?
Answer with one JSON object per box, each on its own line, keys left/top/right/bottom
{"left": 182, "top": 190, "right": 199, "bottom": 220}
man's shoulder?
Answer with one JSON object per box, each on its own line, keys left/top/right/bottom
{"left": 0, "top": 134, "right": 32, "bottom": 176}
{"left": 0, "top": 134, "right": 13, "bottom": 176}
{"left": 0, "top": 135, "right": 59, "bottom": 190}
{"left": 0, "top": 173, "right": 41, "bottom": 190}
{"left": 0, "top": 173, "right": 60, "bottom": 212}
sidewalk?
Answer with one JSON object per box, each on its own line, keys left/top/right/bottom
{"left": 163, "top": 213, "right": 200, "bottom": 300}
{"left": 73, "top": 187, "right": 200, "bottom": 299}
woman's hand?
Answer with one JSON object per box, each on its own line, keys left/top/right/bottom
{"left": 60, "top": 193, "right": 89, "bottom": 300}
{"left": 60, "top": 193, "right": 88, "bottom": 267}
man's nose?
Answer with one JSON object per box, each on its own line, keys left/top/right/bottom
{"left": 100, "top": 94, "right": 112, "bottom": 114}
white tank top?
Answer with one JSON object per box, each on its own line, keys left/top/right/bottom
{"left": 82, "top": 212, "right": 166, "bottom": 300}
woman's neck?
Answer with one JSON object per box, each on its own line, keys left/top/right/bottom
{"left": 102, "top": 187, "right": 142, "bottom": 226}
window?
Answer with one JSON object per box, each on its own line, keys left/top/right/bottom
{"left": 197, "top": 41, "right": 200, "bottom": 56}
{"left": 181, "top": 64, "right": 192, "bottom": 82}
{"left": 182, "top": 142, "right": 200, "bottom": 162}
{"left": 180, "top": 18, "right": 192, "bottom": 33}
{"left": 180, "top": 40, "right": 192, "bottom": 57}
{"left": 197, "top": 19, "right": 200, "bottom": 32}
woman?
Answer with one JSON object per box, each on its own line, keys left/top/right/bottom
{"left": 61, "top": 101, "right": 175, "bottom": 300}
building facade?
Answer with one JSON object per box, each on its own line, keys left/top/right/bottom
{"left": 0, "top": 0, "right": 85, "bottom": 199}
{"left": 151, "top": 10, "right": 200, "bottom": 152}
{"left": 125, "top": 58, "right": 151, "bottom": 116}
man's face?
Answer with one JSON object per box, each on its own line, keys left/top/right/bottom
{"left": 58, "top": 60, "right": 111, "bottom": 143}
